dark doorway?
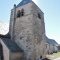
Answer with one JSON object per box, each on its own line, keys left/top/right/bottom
{"left": 0, "top": 43, "right": 4, "bottom": 60}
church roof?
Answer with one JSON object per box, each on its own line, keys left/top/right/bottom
{"left": 46, "top": 36, "right": 58, "bottom": 46}
{"left": 0, "top": 33, "right": 10, "bottom": 38}
{"left": 1, "top": 38, "right": 23, "bottom": 52}
{"left": 16, "top": 0, "right": 32, "bottom": 8}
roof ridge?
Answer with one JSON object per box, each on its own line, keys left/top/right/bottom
{"left": 2, "top": 38, "right": 23, "bottom": 52}
{"left": 16, "top": 0, "right": 32, "bottom": 8}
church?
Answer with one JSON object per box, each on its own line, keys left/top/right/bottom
{"left": 0, "top": 0, "right": 47, "bottom": 60}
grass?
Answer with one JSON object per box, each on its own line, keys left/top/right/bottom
{"left": 46, "top": 52, "right": 60, "bottom": 59}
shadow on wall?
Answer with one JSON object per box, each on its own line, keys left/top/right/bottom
{"left": 0, "top": 43, "right": 4, "bottom": 60}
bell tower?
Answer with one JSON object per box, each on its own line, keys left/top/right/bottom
{"left": 9, "top": 0, "right": 46, "bottom": 60}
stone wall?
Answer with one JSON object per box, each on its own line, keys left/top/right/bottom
{"left": 46, "top": 43, "right": 54, "bottom": 54}
{"left": 10, "top": 1, "right": 46, "bottom": 60}
{"left": 46, "top": 43, "right": 50, "bottom": 54}
{"left": 0, "top": 39, "right": 10, "bottom": 60}
{"left": 10, "top": 52, "right": 23, "bottom": 60}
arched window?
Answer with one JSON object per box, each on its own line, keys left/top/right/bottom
{"left": 17, "top": 10, "right": 20, "bottom": 18}
{"left": 38, "top": 13, "right": 41, "bottom": 19}
{"left": 21, "top": 9, "right": 24, "bottom": 16}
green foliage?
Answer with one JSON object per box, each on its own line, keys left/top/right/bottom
{"left": 46, "top": 52, "right": 60, "bottom": 59}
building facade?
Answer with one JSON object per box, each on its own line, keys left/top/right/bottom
{"left": 0, "top": 0, "right": 46, "bottom": 60}
{"left": 46, "top": 36, "right": 58, "bottom": 54}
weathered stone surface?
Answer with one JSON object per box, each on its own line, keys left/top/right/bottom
{"left": 0, "top": 38, "right": 9, "bottom": 60}
{"left": 9, "top": 1, "right": 46, "bottom": 60}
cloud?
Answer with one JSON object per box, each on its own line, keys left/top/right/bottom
{"left": 0, "top": 21, "right": 9, "bottom": 35}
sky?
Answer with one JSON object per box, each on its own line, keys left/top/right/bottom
{"left": 0, "top": 21, "right": 9, "bottom": 34}
{"left": 0, "top": 0, "right": 60, "bottom": 44}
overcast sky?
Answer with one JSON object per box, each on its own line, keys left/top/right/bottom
{"left": 0, "top": 0, "right": 60, "bottom": 44}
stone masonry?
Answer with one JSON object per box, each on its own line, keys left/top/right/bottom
{"left": 9, "top": 0, "right": 46, "bottom": 60}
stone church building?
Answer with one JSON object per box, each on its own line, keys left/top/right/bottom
{"left": 0, "top": 0, "right": 47, "bottom": 60}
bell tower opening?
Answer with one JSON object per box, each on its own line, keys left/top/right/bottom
{"left": 0, "top": 43, "right": 4, "bottom": 60}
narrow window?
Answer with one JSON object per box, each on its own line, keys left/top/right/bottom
{"left": 38, "top": 13, "right": 41, "bottom": 19}
{"left": 17, "top": 10, "right": 20, "bottom": 18}
{"left": 21, "top": 9, "right": 24, "bottom": 16}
